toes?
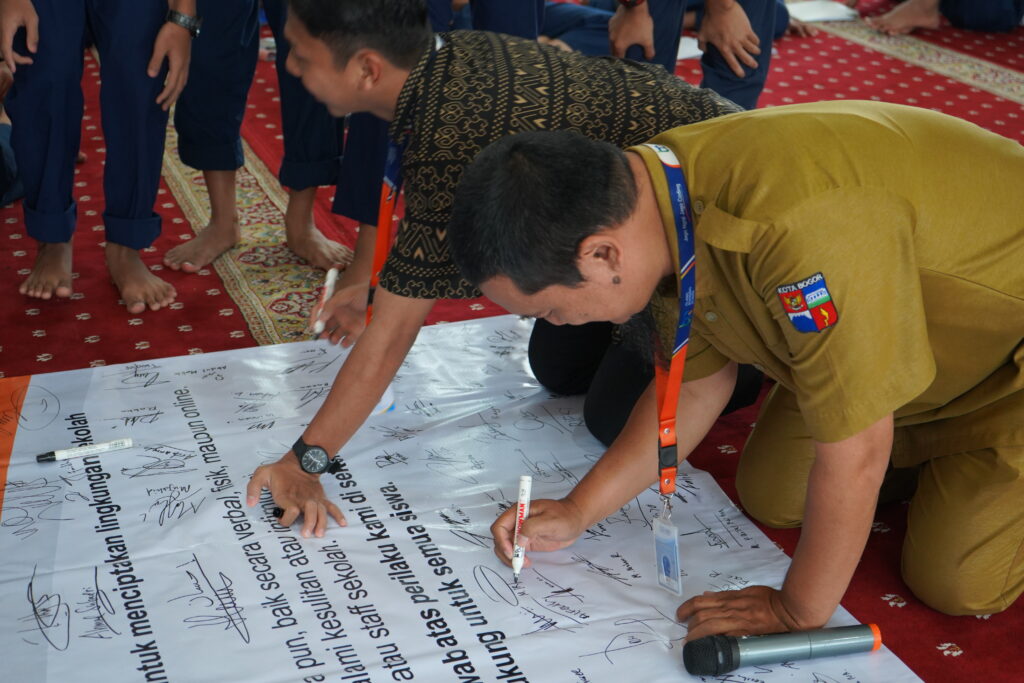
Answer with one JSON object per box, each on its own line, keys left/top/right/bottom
{"left": 181, "top": 260, "right": 201, "bottom": 274}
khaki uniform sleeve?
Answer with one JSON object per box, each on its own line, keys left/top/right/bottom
{"left": 752, "top": 188, "right": 936, "bottom": 442}
{"left": 681, "top": 330, "right": 731, "bottom": 383}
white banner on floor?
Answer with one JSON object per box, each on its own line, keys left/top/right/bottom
{"left": 0, "top": 315, "right": 920, "bottom": 682}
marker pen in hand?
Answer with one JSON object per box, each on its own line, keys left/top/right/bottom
{"left": 311, "top": 267, "right": 339, "bottom": 335}
{"left": 36, "top": 438, "right": 134, "bottom": 463}
{"left": 511, "top": 475, "right": 532, "bottom": 582}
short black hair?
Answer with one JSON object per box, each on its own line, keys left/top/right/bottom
{"left": 288, "top": 0, "right": 431, "bottom": 70}
{"left": 449, "top": 130, "right": 638, "bottom": 295}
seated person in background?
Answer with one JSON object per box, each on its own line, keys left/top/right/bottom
{"left": 244, "top": 0, "right": 758, "bottom": 538}
{"left": 447, "top": 101, "right": 1024, "bottom": 638}
{"left": 866, "top": 0, "right": 1024, "bottom": 35}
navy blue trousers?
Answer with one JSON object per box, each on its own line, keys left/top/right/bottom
{"left": 333, "top": 0, "right": 546, "bottom": 225}
{"left": 7, "top": 0, "right": 168, "bottom": 249}
{"left": 176, "top": 0, "right": 344, "bottom": 190}
{"left": 588, "top": 0, "right": 775, "bottom": 110}
{"left": 941, "top": 0, "right": 1024, "bottom": 32}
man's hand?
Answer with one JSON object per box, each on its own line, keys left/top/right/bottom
{"left": 247, "top": 455, "right": 346, "bottom": 538}
{"left": 0, "top": 0, "right": 38, "bottom": 72}
{"left": 677, "top": 585, "right": 804, "bottom": 641}
{"left": 311, "top": 283, "right": 370, "bottom": 348}
{"left": 147, "top": 20, "right": 191, "bottom": 110}
{"left": 490, "top": 498, "right": 586, "bottom": 569}
{"left": 700, "top": 0, "right": 760, "bottom": 78}
{"left": 609, "top": 4, "right": 655, "bottom": 60}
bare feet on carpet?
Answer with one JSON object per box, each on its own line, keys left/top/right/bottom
{"left": 20, "top": 241, "right": 74, "bottom": 300}
{"left": 286, "top": 223, "right": 349, "bottom": 271}
{"left": 164, "top": 218, "right": 241, "bottom": 272}
{"left": 867, "top": 0, "right": 942, "bottom": 35}
{"left": 106, "top": 242, "right": 177, "bottom": 314}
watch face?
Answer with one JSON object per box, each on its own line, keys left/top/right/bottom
{"left": 300, "top": 447, "right": 329, "bottom": 473}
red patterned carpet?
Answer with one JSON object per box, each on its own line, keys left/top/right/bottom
{"left": 2, "top": 8, "right": 1023, "bottom": 681}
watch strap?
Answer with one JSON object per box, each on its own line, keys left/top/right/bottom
{"left": 292, "top": 436, "right": 341, "bottom": 474}
{"left": 166, "top": 9, "right": 202, "bottom": 38}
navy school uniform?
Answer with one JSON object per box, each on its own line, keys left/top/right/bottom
{"left": 175, "top": 0, "right": 344, "bottom": 191}
{"left": 7, "top": 0, "right": 169, "bottom": 249}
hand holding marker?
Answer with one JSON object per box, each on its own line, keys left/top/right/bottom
{"left": 511, "top": 475, "right": 532, "bottom": 582}
{"left": 311, "top": 267, "right": 339, "bottom": 336}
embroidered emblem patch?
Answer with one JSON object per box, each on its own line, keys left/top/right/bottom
{"left": 776, "top": 272, "right": 839, "bottom": 333}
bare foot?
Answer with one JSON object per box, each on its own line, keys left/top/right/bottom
{"left": 866, "top": 0, "right": 942, "bottom": 35}
{"left": 106, "top": 242, "right": 177, "bottom": 314}
{"left": 164, "top": 219, "right": 240, "bottom": 273}
{"left": 20, "top": 241, "right": 74, "bottom": 299}
{"left": 286, "top": 224, "right": 350, "bottom": 271}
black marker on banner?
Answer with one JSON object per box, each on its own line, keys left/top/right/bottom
{"left": 36, "top": 438, "right": 134, "bottom": 463}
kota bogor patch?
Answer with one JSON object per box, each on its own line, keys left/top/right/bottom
{"left": 776, "top": 272, "right": 839, "bottom": 333}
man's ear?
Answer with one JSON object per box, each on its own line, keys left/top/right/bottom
{"left": 352, "top": 49, "right": 386, "bottom": 90}
{"left": 577, "top": 234, "right": 623, "bottom": 280}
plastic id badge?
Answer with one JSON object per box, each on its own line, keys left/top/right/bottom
{"left": 653, "top": 517, "right": 683, "bottom": 596}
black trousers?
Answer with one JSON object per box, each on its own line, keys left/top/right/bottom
{"left": 528, "top": 319, "right": 764, "bottom": 446}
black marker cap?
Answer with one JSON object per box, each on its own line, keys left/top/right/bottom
{"left": 36, "top": 452, "right": 56, "bottom": 463}
{"left": 273, "top": 507, "right": 284, "bottom": 519}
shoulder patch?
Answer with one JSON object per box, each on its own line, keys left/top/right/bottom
{"left": 776, "top": 272, "right": 839, "bottom": 333}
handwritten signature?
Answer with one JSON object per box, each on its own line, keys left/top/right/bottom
{"left": 169, "top": 555, "right": 250, "bottom": 643}
{"left": 76, "top": 566, "right": 120, "bottom": 640}
{"left": 580, "top": 608, "right": 686, "bottom": 664}
{"left": 121, "top": 445, "right": 198, "bottom": 479}
{"left": 21, "top": 565, "right": 71, "bottom": 650}
{"left": 141, "top": 484, "right": 206, "bottom": 526}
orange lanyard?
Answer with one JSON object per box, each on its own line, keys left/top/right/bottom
{"left": 642, "top": 144, "right": 696, "bottom": 498}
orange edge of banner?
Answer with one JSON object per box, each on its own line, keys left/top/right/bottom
{"left": 0, "top": 375, "right": 33, "bottom": 521}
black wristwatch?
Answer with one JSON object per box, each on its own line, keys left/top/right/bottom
{"left": 166, "top": 9, "right": 202, "bottom": 38}
{"left": 292, "top": 437, "right": 341, "bottom": 475}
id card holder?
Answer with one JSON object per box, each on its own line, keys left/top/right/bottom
{"left": 653, "top": 515, "right": 683, "bottom": 596}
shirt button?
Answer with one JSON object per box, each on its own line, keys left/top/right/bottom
{"left": 704, "top": 311, "right": 718, "bottom": 322}
{"left": 693, "top": 199, "right": 705, "bottom": 215}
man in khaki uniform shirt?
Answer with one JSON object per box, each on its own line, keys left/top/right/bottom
{"left": 448, "top": 101, "right": 1024, "bottom": 638}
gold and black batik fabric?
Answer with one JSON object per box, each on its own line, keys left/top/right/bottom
{"left": 381, "top": 30, "right": 741, "bottom": 300}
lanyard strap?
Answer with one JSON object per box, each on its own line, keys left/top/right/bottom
{"left": 642, "top": 144, "right": 697, "bottom": 497}
{"left": 367, "top": 138, "right": 405, "bottom": 323}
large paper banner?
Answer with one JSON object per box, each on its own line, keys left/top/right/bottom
{"left": 0, "top": 316, "right": 920, "bottom": 682}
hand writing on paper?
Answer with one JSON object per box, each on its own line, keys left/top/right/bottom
{"left": 676, "top": 585, "right": 799, "bottom": 641}
{"left": 310, "top": 283, "right": 370, "bottom": 348}
{"left": 246, "top": 455, "right": 345, "bottom": 538}
{"left": 491, "top": 498, "right": 585, "bottom": 570}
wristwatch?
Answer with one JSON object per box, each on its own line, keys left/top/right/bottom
{"left": 166, "top": 9, "right": 202, "bottom": 38}
{"left": 292, "top": 437, "right": 341, "bottom": 475}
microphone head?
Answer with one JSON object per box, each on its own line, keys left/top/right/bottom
{"left": 683, "top": 634, "right": 739, "bottom": 675}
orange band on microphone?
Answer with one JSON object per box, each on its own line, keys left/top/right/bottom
{"left": 869, "top": 623, "right": 882, "bottom": 651}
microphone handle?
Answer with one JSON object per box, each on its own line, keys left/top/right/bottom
{"left": 736, "top": 624, "right": 880, "bottom": 669}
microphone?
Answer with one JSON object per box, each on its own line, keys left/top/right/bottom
{"left": 682, "top": 624, "right": 882, "bottom": 675}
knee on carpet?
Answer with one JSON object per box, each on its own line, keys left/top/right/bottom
{"left": 735, "top": 480, "right": 804, "bottom": 529}
{"left": 902, "top": 546, "right": 1023, "bottom": 616}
